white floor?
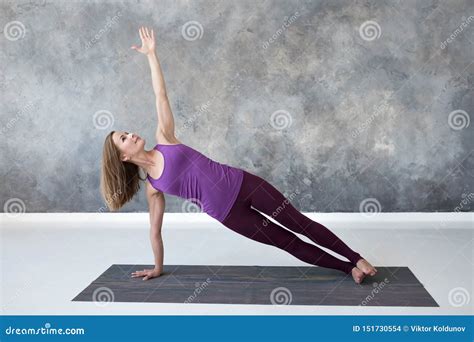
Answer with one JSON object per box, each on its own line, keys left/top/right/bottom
{"left": 1, "top": 213, "right": 473, "bottom": 315}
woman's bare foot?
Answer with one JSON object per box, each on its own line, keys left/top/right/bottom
{"left": 356, "top": 258, "right": 377, "bottom": 276}
{"left": 351, "top": 267, "right": 366, "bottom": 284}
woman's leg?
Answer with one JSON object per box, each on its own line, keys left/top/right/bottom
{"left": 241, "top": 171, "right": 364, "bottom": 266}
{"left": 222, "top": 204, "right": 356, "bottom": 274}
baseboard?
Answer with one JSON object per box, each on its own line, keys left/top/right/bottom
{"left": 0, "top": 212, "right": 472, "bottom": 229}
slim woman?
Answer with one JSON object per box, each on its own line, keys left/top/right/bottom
{"left": 100, "top": 27, "right": 377, "bottom": 284}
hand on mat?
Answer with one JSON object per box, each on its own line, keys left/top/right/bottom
{"left": 131, "top": 26, "right": 156, "bottom": 55}
{"left": 131, "top": 268, "right": 161, "bottom": 281}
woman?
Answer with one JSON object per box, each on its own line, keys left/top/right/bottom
{"left": 100, "top": 26, "right": 377, "bottom": 284}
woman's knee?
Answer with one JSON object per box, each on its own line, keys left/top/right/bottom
{"left": 262, "top": 201, "right": 311, "bottom": 234}
{"left": 261, "top": 222, "right": 300, "bottom": 249}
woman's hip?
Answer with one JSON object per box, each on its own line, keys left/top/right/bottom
{"left": 222, "top": 170, "right": 261, "bottom": 223}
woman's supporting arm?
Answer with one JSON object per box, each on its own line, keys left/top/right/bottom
{"left": 148, "top": 189, "right": 165, "bottom": 272}
{"left": 150, "top": 225, "right": 164, "bottom": 272}
{"left": 132, "top": 183, "right": 165, "bottom": 280}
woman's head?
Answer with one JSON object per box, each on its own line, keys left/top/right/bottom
{"left": 111, "top": 130, "right": 145, "bottom": 161}
{"left": 100, "top": 130, "right": 146, "bottom": 211}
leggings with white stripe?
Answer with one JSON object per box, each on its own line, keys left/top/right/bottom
{"left": 221, "top": 170, "right": 363, "bottom": 274}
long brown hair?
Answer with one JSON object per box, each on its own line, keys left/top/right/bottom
{"left": 100, "top": 131, "right": 145, "bottom": 211}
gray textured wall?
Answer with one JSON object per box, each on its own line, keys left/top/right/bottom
{"left": 1, "top": 0, "right": 473, "bottom": 214}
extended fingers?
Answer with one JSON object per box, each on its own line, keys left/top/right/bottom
{"left": 131, "top": 269, "right": 153, "bottom": 276}
{"left": 139, "top": 26, "right": 153, "bottom": 40}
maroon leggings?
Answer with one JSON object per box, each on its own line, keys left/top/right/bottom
{"left": 222, "top": 170, "right": 364, "bottom": 275}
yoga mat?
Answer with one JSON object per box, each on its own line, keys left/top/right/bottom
{"left": 72, "top": 264, "right": 438, "bottom": 306}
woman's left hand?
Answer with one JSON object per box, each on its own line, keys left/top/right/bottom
{"left": 131, "top": 268, "right": 161, "bottom": 280}
{"left": 131, "top": 26, "right": 156, "bottom": 55}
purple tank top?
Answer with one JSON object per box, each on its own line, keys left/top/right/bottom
{"left": 146, "top": 143, "right": 244, "bottom": 222}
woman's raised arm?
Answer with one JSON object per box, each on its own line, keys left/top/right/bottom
{"left": 131, "top": 26, "right": 175, "bottom": 140}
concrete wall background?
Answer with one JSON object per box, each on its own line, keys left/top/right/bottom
{"left": 1, "top": 0, "right": 473, "bottom": 214}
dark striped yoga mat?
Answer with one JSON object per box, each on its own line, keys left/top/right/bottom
{"left": 72, "top": 264, "right": 438, "bottom": 306}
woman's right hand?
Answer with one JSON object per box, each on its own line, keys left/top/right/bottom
{"left": 131, "top": 26, "right": 156, "bottom": 55}
{"left": 131, "top": 268, "right": 162, "bottom": 281}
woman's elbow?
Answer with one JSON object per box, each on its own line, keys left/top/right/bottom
{"left": 150, "top": 227, "right": 162, "bottom": 239}
{"left": 156, "top": 91, "right": 168, "bottom": 102}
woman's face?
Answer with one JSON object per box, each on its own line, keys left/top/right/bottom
{"left": 112, "top": 131, "right": 145, "bottom": 161}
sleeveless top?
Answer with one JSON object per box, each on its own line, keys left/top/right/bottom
{"left": 146, "top": 143, "right": 244, "bottom": 222}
